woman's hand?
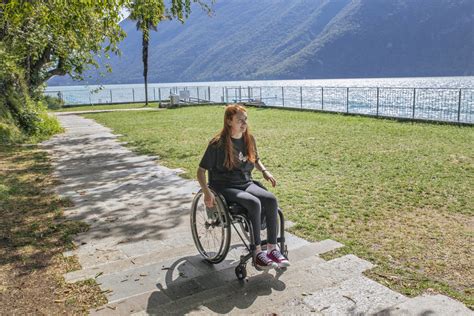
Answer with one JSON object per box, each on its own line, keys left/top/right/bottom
{"left": 262, "top": 170, "right": 277, "bottom": 187}
{"left": 203, "top": 190, "right": 216, "bottom": 207}
{"left": 197, "top": 168, "right": 215, "bottom": 207}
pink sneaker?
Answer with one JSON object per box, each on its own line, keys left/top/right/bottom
{"left": 255, "top": 251, "right": 277, "bottom": 270}
{"left": 267, "top": 249, "right": 290, "bottom": 268}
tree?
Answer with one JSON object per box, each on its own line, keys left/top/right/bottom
{"left": 0, "top": 0, "right": 213, "bottom": 142}
{"left": 1, "top": 1, "right": 126, "bottom": 93}
{"left": 128, "top": 0, "right": 212, "bottom": 106}
{"left": 1, "top": 0, "right": 213, "bottom": 93}
{"left": 129, "top": 0, "right": 164, "bottom": 106}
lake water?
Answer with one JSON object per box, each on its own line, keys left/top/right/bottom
{"left": 45, "top": 76, "right": 474, "bottom": 123}
{"left": 47, "top": 76, "right": 474, "bottom": 91}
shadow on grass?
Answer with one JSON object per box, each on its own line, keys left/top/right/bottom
{"left": 0, "top": 146, "right": 88, "bottom": 274}
{"left": 0, "top": 145, "right": 107, "bottom": 314}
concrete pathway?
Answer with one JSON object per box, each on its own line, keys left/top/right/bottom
{"left": 41, "top": 113, "right": 472, "bottom": 315}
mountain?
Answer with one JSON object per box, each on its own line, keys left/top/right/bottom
{"left": 48, "top": 0, "right": 474, "bottom": 86}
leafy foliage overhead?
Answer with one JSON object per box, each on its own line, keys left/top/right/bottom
{"left": 0, "top": 0, "right": 211, "bottom": 143}
{"left": 0, "top": 0, "right": 212, "bottom": 90}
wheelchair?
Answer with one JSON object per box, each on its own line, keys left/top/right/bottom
{"left": 190, "top": 181, "right": 288, "bottom": 280}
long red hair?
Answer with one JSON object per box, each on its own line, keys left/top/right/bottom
{"left": 210, "top": 104, "right": 257, "bottom": 170}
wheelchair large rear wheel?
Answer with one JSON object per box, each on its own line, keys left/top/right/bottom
{"left": 190, "top": 190, "right": 231, "bottom": 264}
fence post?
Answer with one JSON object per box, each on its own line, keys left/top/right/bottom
{"left": 346, "top": 87, "right": 349, "bottom": 113}
{"left": 239, "top": 86, "right": 242, "bottom": 102}
{"left": 222, "top": 87, "right": 225, "bottom": 103}
{"left": 282, "top": 87, "right": 285, "bottom": 107}
{"left": 248, "top": 86, "right": 251, "bottom": 101}
{"left": 260, "top": 87, "right": 262, "bottom": 101}
{"left": 132, "top": 88, "right": 135, "bottom": 102}
{"left": 376, "top": 87, "right": 379, "bottom": 117}
{"left": 158, "top": 88, "right": 161, "bottom": 101}
{"left": 197, "top": 87, "right": 200, "bottom": 102}
{"left": 58, "top": 91, "right": 64, "bottom": 103}
{"left": 300, "top": 86, "right": 303, "bottom": 108}
{"left": 225, "top": 87, "right": 228, "bottom": 103}
{"left": 208, "top": 86, "right": 211, "bottom": 102}
{"left": 412, "top": 88, "right": 416, "bottom": 119}
{"left": 110, "top": 89, "right": 113, "bottom": 103}
{"left": 457, "top": 89, "right": 462, "bottom": 122}
{"left": 321, "top": 87, "right": 324, "bottom": 110}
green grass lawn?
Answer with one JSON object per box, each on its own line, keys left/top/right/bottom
{"left": 83, "top": 105, "right": 473, "bottom": 307}
{"left": 52, "top": 102, "right": 158, "bottom": 112}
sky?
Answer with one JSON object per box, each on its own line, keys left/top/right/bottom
{"left": 120, "top": 7, "right": 130, "bottom": 22}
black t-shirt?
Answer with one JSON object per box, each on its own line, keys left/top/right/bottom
{"left": 199, "top": 136, "right": 259, "bottom": 189}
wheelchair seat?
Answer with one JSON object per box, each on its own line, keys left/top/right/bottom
{"left": 226, "top": 201, "right": 268, "bottom": 231}
{"left": 227, "top": 202, "right": 247, "bottom": 216}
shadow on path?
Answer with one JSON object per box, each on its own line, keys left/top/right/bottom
{"left": 145, "top": 255, "right": 287, "bottom": 315}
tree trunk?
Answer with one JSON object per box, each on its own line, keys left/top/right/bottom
{"left": 142, "top": 27, "right": 149, "bottom": 106}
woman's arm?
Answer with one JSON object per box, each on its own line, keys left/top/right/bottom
{"left": 255, "top": 159, "right": 277, "bottom": 187}
{"left": 197, "top": 167, "right": 215, "bottom": 207}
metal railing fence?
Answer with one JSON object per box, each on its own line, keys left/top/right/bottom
{"left": 45, "top": 85, "right": 473, "bottom": 124}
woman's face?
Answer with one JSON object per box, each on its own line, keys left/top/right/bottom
{"left": 228, "top": 111, "right": 248, "bottom": 136}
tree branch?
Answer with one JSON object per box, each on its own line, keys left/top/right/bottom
{"left": 41, "top": 58, "right": 67, "bottom": 84}
{"left": 30, "top": 57, "right": 66, "bottom": 91}
{"left": 28, "top": 46, "right": 52, "bottom": 86}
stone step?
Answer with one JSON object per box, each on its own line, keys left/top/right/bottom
{"left": 65, "top": 207, "right": 192, "bottom": 233}
{"left": 57, "top": 174, "right": 197, "bottom": 207}
{"left": 301, "top": 275, "right": 408, "bottom": 315}
{"left": 66, "top": 218, "right": 309, "bottom": 272}
{"left": 54, "top": 162, "right": 163, "bottom": 187}
{"left": 90, "top": 246, "right": 324, "bottom": 315}
{"left": 128, "top": 254, "right": 374, "bottom": 316}
{"left": 92, "top": 239, "right": 325, "bottom": 303}
{"left": 272, "top": 297, "right": 323, "bottom": 315}
{"left": 63, "top": 196, "right": 194, "bottom": 226}
{"left": 65, "top": 229, "right": 195, "bottom": 271}
{"left": 377, "top": 294, "right": 474, "bottom": 316}
{"left": 65, "top": 242, "right": 196, "bottom": 283}
{"left": 54, "top": 160, "right": 179, "bottom": 185}
{"left": 50, "top": 146, "right": 131, "bottom": 157}
{"left": 89, "top": 241, "right": 352, "bottom": 315}
{"left": 67, "top": 228, "right": 293, "bottom": 280}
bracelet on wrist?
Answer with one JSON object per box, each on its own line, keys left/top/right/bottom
{"left": 261, "top": 169, "right": 268, "bottom": 173}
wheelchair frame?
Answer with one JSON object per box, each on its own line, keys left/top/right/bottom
{"left": 190, "top": 185, "right": 288, "bottom": 280}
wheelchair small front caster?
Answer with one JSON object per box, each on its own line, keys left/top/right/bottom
{"left": 235, "top": 264, "right": 247, "bottom": 280}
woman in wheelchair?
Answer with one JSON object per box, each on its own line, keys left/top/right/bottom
{"left": 195, "top": 104, "right": 290, "bottom": 271}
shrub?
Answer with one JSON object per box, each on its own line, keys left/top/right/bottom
{"left": 0, "top": 45, "right": 63, "bottom": 144}
{"left": 32, "top": 102, "right": 63, "bottom": 141}
{"left": 43, "top": 95, "right": 65, "bottom": 110}
{"left": 0, "top": 121, "right": 24, "bottom": 144}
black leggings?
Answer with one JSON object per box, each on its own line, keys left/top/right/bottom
{"left": 218, "top": 183, "right": 278, "bottom": 245}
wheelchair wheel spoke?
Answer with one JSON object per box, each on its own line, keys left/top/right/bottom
{"left": 191, "top": 190, "right": 230, "bottom": 264}
{"left": 212, "top": 230, "right": 218, "bottom": 252}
